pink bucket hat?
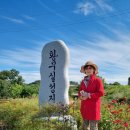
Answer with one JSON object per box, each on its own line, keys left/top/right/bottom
{"left": 80, "top": 61, "right": 98, "bottom": 74}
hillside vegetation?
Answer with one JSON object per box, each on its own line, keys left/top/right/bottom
{"left": 0, "top": 69, "right": 130, "bottom": 129}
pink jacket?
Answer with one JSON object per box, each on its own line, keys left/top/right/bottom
{"left": 78, "top": 74, "right": 104, "bottom": 120}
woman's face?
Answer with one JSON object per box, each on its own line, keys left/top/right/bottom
{"left": 84, "top": 65, "right": 95, "bottom": 76}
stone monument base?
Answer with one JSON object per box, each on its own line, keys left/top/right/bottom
{"left": 35, "top": 115, "right": 77, "bottom": 130}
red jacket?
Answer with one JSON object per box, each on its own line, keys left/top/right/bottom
{"left": 78, "top": 74, "right": 104, "bottom": 120}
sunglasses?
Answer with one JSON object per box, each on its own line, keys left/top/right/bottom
{"left": 85, "top": 66, "right": 94, "bottom": 70}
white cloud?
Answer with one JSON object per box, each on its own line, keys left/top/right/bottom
{"left": 1, "top": 16, "right": 24, "bottom": 24}
{"left": 74, "top": 2, "right": 95, "bottom": 16}
{"left": 21, "top": 71, "right": 40, "bottom": 83}
{"left": 38, "top": 0, "right": 66, "bottom": 19}
{"left": 0, "top": 47, "right": 41, "bottom": 69}
{"left": 68, "top": 29, "right": 130, "bottom": 85}
{"left": 0, "top": 41, "right": 49, "bottom": 83}
{"left": 95, "top": 0, "right": 113, "bottom": 12}
{"left": 22, "top": 15, "right": 35, "bottom": 21}
{"left": 74, "top": 0, "right": 113, "bottom": 16}
{"left": 101, "top": 71, "right": 129, "bottom": 85}
{"left": 0, "top": 28, "right": 130, "bottom": 85}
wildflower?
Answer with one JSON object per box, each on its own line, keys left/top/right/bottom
{"left": 127, "top": 110, "right": 130, "bottom": 113}
{"left": 120, "top": 101, "right": 125, "bottom": 105}
{"left": 127, "top": 105, "right": 130, "bottom": 109}
{"left": 123, "top": 122, "right": 128, "bottom": 127}
{"left": 123, "top": 97, "right": 127, "bottom": 101}
{"left": 113, "top": 119, "right": 122, "bottom": 124}
{"left": 108, "top": 104, "right": 114, "bottom": 109}
{"left": 118, "top": 109, "right": 123, "bottom": 112}
{"left": 111, "top": 110, "right": 119, "bottom": 115}
{"left": 112, "top": 100, "right": 118, "bottom": 103}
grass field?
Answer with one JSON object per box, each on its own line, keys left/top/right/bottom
{"left": 0, "top": 85, "right": 130, "bottom": 130}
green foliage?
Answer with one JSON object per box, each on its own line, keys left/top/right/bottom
{"left": 35, "top": 103, "right": 70, "bottom": 118}
{"left": 28, "top": 80, "right": 40, "bottom": 85}
{"left": 0, "top": 69, "right": 25, "bottom": 99}
{"left": 11, "top": 84, "right": 23, "bottom": 98}
{"left": 0, "top": 69, "right": 40, "bottom": 99}
{"left": 69, "top": 85, "right": 79, "bottom": 99}
{"left": 0, "top": 98, "right": 38, "bottom": 130}
{"left": 70, "top": 81, "right": 78, "bottom": 85}
{"left": 0, "top": 69, "right": 24, "bottom": 85}
{"left": 0, "top": 94, "right": 130, "bottom": 130}
{"left": 112, "top": 82, "right": 121, "bottom": 86}
{"left": 105, "top": 85, "right": 130, "bottom": 101}
{"left": 0, "top": 99, "right": 76, "bottom": 130}
{"left": 0, "top": 79, "right": 11, "bottom": 98}
{"left": 106, "top": 99, "right": 130, "bottom": 129}
{"left": 1, "top": 69, "right": 130, "bottom": 129}
{"left": 20, "top": 84, "right": 39, "bottom": 98}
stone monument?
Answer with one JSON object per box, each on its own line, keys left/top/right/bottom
{"left": 39, "top": 40, "right": 70, "bottom": 105}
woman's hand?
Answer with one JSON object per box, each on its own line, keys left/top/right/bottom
{"left": 80, "top": 90, "right": 89, "bottom": 100}
{"left": 79, "top": 92, "right": 91, "bottom": 100}
{"left": 79, "top": 95, "right": 88, "bottom": 100}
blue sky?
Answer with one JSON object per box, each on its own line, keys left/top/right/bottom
{"left": 0, "top": 0, "right": 130, "bottom": 85}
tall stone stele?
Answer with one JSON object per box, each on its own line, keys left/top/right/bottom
{"left": 39, "top": 40, "right": 70, "bottom": 106}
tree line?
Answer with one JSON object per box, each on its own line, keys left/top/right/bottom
{"left": 0, "top": 69, "right": 129, "bottom": 99}
{"left": 0, "top": 69, "right": 79, "bottom": 99}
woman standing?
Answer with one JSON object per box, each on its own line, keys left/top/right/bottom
{"left": 78, "top": 61, "right": 104, "bottom": 130}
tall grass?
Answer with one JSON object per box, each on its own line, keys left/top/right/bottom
{"left": 0, "top": 98, "right": 39, "bottom": 130}
{"left": 0, "top": 85, "right": 130, "bottom": 130}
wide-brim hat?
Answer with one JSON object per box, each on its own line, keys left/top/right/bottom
{"left": 80, "top": 61, "right": 98, "bottom": 74}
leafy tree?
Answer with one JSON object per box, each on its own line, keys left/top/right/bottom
{"left": 0, "top": 69, "right": 24, "bottom": 85}
{"left": 11, "top": 84, "right": 23, "bottom": 98}
{"left": 20, "top": 84, "right": 39, "bottom": 98}
{"left": 0, "top": 79, "right": 11, "bottom": 98}
{"left": 70, "top": 81, "right": 78, "bottom": 85}
{"left": 112, "top": 82, "right": 121, "bottom": 86}
{"left": 0, "top": 69, "right": 25, "bottom": 98}
{"left": 28, "top": 80, "right": 40, "bottom": 85}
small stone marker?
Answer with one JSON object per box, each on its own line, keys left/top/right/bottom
{"left": 39, "top": 40, "right": 70, "bottom": 105}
